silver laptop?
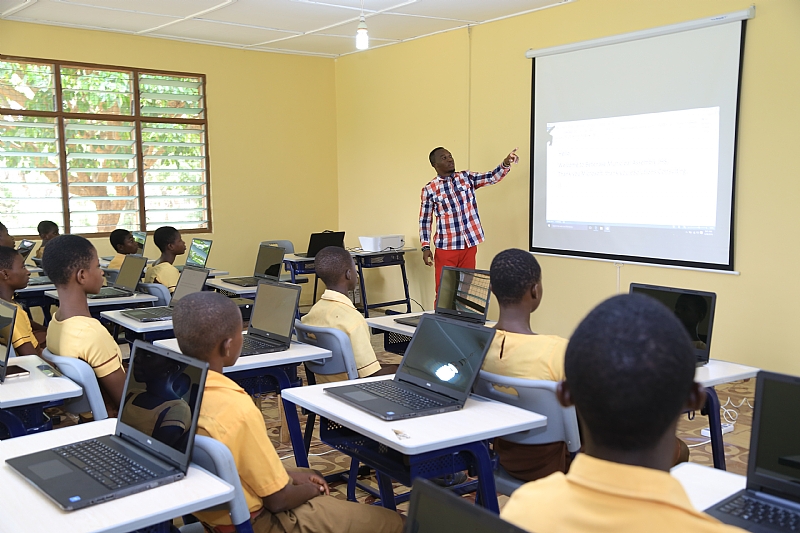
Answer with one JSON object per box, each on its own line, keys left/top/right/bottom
{"left": 177, "top": 238, "right": 213, "bottom": 273}
{"left": 223, "top": 245, "right": 285, "bottom": 287}
{"left": 395, "top": 267, "right": 491, "bottom": 328}
{"left": 706, "top": 371, "right": 800, "bottom": 531}
{"left": 16, "top": 239, "right": 35, "bottom": 260}
{"left": 131, "top": 230, "right": 146, "bottom": 256}
{"left": 6, "top": 341, "right": 208, "bottom": 510}
{"left": 326, "top": 314, "right": 495, "bottom": 420}
{"left": 120, "top": 266, "right": 210, "bottom": 322}
{"left": 0, "top": 300, "right": 29, "bottom": 381}
{"left": 88, "top": 254, "right": 147, "bottom": 299}
{"left": 239, "top": 280, "right": 302, "bottom": 356}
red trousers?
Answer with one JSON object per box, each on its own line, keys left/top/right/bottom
{"left": 434, "top": 246, "right": 477, "bottom": 296}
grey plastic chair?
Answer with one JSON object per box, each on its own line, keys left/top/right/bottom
{"left": 262, "top": 240, "right": 308, "bottom": 284}
{"left": 473, "top": 370, "right": 581, "bottom": 496}
{"left": 102, "top": 268, "right": 120, "bottom": 285}
{"left": 137, "top": 282, "right": 171, "bottom": 307}
{"left": 41, "top": 348, "right": 109, "bottom": 421}
{"left": 179, "top": 435, "right": 255, "bottom": 533}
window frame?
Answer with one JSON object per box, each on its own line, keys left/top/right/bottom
{"left": 0, "top": 55, "right": 212, "bottom": 238}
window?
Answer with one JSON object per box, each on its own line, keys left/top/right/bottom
{"left": 0, "top": 57, "right": 210, "bottom": 236}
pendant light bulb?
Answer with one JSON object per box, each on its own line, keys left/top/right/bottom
{"left": 356, "top": 15, "right": 369, "bottom": 50}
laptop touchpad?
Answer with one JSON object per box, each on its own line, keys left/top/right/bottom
{"left": 344, "top": 391, "right": 377, "bottom": 402}
{"left": 29, "top": 460, "right": 74, "bottom": 480}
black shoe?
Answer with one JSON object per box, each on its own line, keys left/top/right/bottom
{"left": 432, "top": 471, "right": 468, "bottom": 487}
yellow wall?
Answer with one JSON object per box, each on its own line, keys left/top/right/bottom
{"left": 0, "top": 20, "right": 339, "bottom": 303}
{"left": 335, "top": 0, "right": 800, "bottom": 374}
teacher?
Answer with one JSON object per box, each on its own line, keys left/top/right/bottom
{"left": 419, "top": 146, "right": 519, "bottom": 294}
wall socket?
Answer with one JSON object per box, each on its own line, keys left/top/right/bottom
{"left": 701, "top": 423, "right": 734, "bottom": 438}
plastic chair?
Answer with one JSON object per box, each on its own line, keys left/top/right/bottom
{"left": 41, "top": 348, "right": 109, "bottom": 421}
{"left": 262, "top": 240, "right": 308, "bottom": 284}
{"left": 473, "top": 370, "right": 581, "bottom": 496}
{"left": 179, "top": 435, "right": 255, "bottom": 533}
{"left": 102, "top": 268, "right": 120, "bottom": 285}
{"left": 138, "top": 282, "right": 171, "bottom": 307}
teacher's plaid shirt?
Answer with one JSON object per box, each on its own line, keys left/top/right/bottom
{"left": 419, "top": 164, "right": 510, "bottom": 250}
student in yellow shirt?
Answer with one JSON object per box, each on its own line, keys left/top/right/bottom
{"left": 0, "top": 221, "right": 15, "bottom": 248}
{"left": 0, "top": 246, "right": 46, "bottom": 355}
{"left": 35, "top": 220, "right": 59, "bottom": 260}
{"left": 108, "top": 229, "right": 140, "bottom": 270}
{"left": 301, "top": 246, "right": 396, "bottom": 383}
{"left": 482, "top": 248, "right": 570, "bottom": 481}
{"left": 144, "top": 226, "right": 185, "bottom": 293}
{"left": 501, "top": 294, "right": 745, "bottom": 533}
{"left": 43, "top": 235, "right": 126, "bottom": 417}
{"left": 172, "top": 291, "right": 404, "bottom": 533}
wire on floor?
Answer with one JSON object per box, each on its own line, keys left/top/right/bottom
{"left": 280, "top": 449, "right": 338, "bottom": 461}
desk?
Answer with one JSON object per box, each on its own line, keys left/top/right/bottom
{"left": 366, "top": 312, "right": 496, "bottom": 355}
{"left": 99, "top": 310, "right": 175, "bottom": 345}
{"left": 0, "top": 355, "right": 82, "bottom": 438}
{"left": 671, "top": 462, "right": 746, "bottom": 511}
{"left": 695, "top": 360, "right": 760, "bottom": 471}
{"left": 0, "top": 418, "right": 233, "bottom": 533}
{"left": 27, "top": 266, "right": 43, "bottom": 274}
{"left": 205, "top": 278, "right": 257, "bottom": 298}
{"left": 282, "top": 375, "right": 546, "bottom": 513}
{"left": 16, "top": 283, "right": 57, "bottom": 325}
{"left": 45, "top": 291, "right": 158, "bottom": 320}
{"left": 155, "top": 337, "right": 332, "bottom": 469}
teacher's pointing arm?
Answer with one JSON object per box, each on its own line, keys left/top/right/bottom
{"left": 419, "top": 185, "right": 434, "bottom": 266}
{"left": 471, "top": 148, "right": 520, "bottom": 189}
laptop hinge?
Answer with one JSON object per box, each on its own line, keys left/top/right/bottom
{"left": 115, "top": 433, "right": 179, "bottom": 470}
{"left": 752, "top": 488, "right": 800, "bottom": 511}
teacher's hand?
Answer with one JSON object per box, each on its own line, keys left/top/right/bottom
{"left": 503, "top": 148, "right": 519, "bottom": 167}
{"left": 422, "top": 249, "right": 434, "bottom": 266}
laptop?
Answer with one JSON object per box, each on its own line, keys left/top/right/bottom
{"left": 405, "top": 478, "right": 527, "bottom": 533}
{"left": 630, "top": 283, "right": 716, "bottom": 366}
{"left": 6, "top": 340, "right": 208, "bottom": 511}
{"left": 326, "top": 313, "right": 495, "bottom": 420}
{"left": 706, "top": 371, "right": 800, "bottom": 531}
{"left": 26, "top": 275, "right": 52, "bottom": 286}
{"left": 120, "top": 266, "right": 210, "bottom": 322}
{"left": 223, "top": 245, "right": 285, "bottom": 287}
{"left": 177, "top": 238, "right": 213, "bottom": 272}
{"left": 131, "top": 230, "right": 146, "bottom": 256}
{"left": 395, "top": 267, "right": 491, "bottom": 328}
{"left": 294, "top": 231, "right": 345, "bottom": 258}
{"left": 16, "top": 239, "right": 35, "bottom": 260}
{"left": 88, "top": 254, "right": 147, "bottom": 299}
{"left": 239, "top": 280, "right": 302, "bottom": 356}
{"left": 0, "top": 300, "right": 30, "bottom": 382}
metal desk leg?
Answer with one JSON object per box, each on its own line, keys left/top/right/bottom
{"left": 399, "top": 258, "right": 411, "bottom": 314}
{"left": 703, "top": 386, "right": 726, "bottom": 470}
{"left": 264, "top": 369, "right": 310, "bottom": 469}
{"left": 0, "top": 410, "right": 26, "bottom": 438}
{"left": 462, "top": 441, "right": 499, "bottom": 513}
{"left": 356, "top": 257, "right": 370, "bottom": 318}
{"left": 376, "top": 471, "right": 397, "bottom": 511}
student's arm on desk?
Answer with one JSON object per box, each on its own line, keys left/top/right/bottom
{"left": 263, "top": 477, "right": 325, "bottom": 513}
{"left": 99, "top": 368, "right": 126, "bottom": 417}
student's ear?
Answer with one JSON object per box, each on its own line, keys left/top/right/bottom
{"left": 221, "top": 337, "right": 235, "bottom": 360}
{"left": 531, "top": 281, "right": 541, "bottom": 301}
{"left": 75, "top": 266, "right": 89, "bottom": 286}
{"left": 556, "top": 380, "right": 574, "bottom": 408}
{"left": 685, "top": 382, "right": 707, "bottom": 412}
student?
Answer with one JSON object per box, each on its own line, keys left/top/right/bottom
{"left": 0, "top": 246, "right": 46, "bottom": 355}
{"left": 482, "top": 248, "right": 570, "bottom": 481}
{"left": 35, "top": 220, "right": 59, "bottom": 259}
{"left": 0, "top": 221, "right": 15, "bottom": 248}
{"left": 501, "top": 294, "right": 745, "bottom": 533}
{"left": 172, "top": 291, "right": 404, "bottom": 533}
{"left": 301, "top": 246, "right": 395, "bottom": 383}
{"left": 43, "top": 235, "right": 126, "bottom": 416}
{"left": 144, "top": 226, "right": 185, "bottom": 293}
{"left": 108, "top": 229, "right": 140, "bottom": 270}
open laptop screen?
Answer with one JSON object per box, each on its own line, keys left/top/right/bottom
{"left": 398, "top": 315, "right": 494, "bottom": 399}
{"left": 436, "top": 267, "right": 491, "bottom": 320}
{"left": 248, "top": 281, "right": 300, "bottom": 342}
{"left": 185, "top": 239, "right": 212, "bottom": 268}
{"left": 115, "top": 255, "right": 148, "bottom": 292}
{"left": 170, "top": 266, "right": 209, "bottom": 306}
{"left": 0, "top": 300, "right": 17, "bottom": 383}
{"left": 253, "top": 245, "right": 285, "bottom": 280}
{"left": 131, "top": 231, "right": 146, "bottom": 256}
{"left": 119, "top": 342, "right": 207, "bottom": 463}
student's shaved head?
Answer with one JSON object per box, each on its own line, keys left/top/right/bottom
{"left": 315, "top": 246, "right": 353, "bottom": 286}
{"left": 173, "top": 292, "right": 242, "bottom": 361}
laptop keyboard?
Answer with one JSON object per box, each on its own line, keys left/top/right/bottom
{"left": 354, "top": 381, "right": 447, "bottom": 410}
{"left": 224, "top": 276, "right": 259, "bottom": 286}
{"left": 134, "top": 307, "right": 173, "bottom": 319}
{"left": 54, "top": 440, "right": 158, "bottom": 490}
{"left": 241, "top": 336, "right": 284, "bottom": 355}
{"left": 96, "top": 287, "right": 132, "bottom": 297}
{"left": 718, "top": 495, "right": 800, "bottom": 530}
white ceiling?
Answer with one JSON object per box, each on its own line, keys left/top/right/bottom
{"left": 0, "top": 0, "right": 573, "bottom": 58}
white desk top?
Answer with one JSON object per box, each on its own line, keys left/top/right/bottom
{"left": 366, "top": 312, "right": 497, "bottom": 338}
{"left": 17, "top": 283, "right": 56, "bottom": 294}
{"left": 281, "top": 375, "right": 547, "bottom": 455}
{"left": 0, "top": 419, "right": 233, "bottom": 533}
{"left": 206, "top": 269, "right": 229, "bottom": 277}
{"left": 284, "top": 248, "right": 416, "bottom": 263}
{"left": 0, "top": 355, "right": 83, "bottom": 409}
{"left": 671, "top": 462, "right": 746, "bottom": 511}
{"left": 155, "top": 337, "right": 331, "bottom": 372}
{"left": 100, "top": 310, "right": 174, "bottom": 333}
{"left": 45, "top": 290, "right": 158, "bottom": 307}
{"left": 205, "top": 278, "right": 258, "bottom": 295}
{"left": 695, "top": 360, "right": 760, "bottom": 388}
{"left": 99, "top": 258, "right": 155, "bottom": 268}
{"left": 27, "top": 266, "right": 43, "bottom": 273}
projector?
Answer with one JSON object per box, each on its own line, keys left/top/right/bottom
{"left": 358, "top": 234, "right": 405, "bottom": 252}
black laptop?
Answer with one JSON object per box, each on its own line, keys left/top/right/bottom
{"left": 121, "top": 266, "right": 210, "bottom": 322}
{"left": 16, "top": 239, "right": 35, "bottom": 261}
{"left": 26, "top": 275, "right": 52, "bottom": 286}
{"left": 6, "top": 340, "right": 208, "bottom": 511}
{"left": 88, "top": 254, "right": 148, "bottom": 299}
{"left": 294, "top": 231, "right": 345, "bottom": 258}
{"left": 177, "top": 238, "right": 213, "bottom": 273}
{"left": 224, "top": 245, "right": 285, "bottom": 287}
{"left": 132, "top": 230, "right": 146, "bottom": 256}
{"left": 706, "top": 371, "right": 800, "bottom": 531}
{"left": 326, "top": 314, "right": 495, "bottom": 420}
{"left": 395, "top": 267, "right": 491, "bottom": 328}
{"left": 0, "top": 300, "right": 30, "bottom": 381}
{"left": 240, "top": 280, "right": 302, "bottom": 356}
{"left": 630, "top": 283, "right": 716, "bottom": 366}
{"left": 406, "top": 478, "right": 527, "bottom": 533}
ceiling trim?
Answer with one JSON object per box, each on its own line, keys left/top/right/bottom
{"left": 137, "top": 0, "right": 238, "bottom": 34}
{"left": 1, "top": 0, "right": 37, "bottom": 17}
